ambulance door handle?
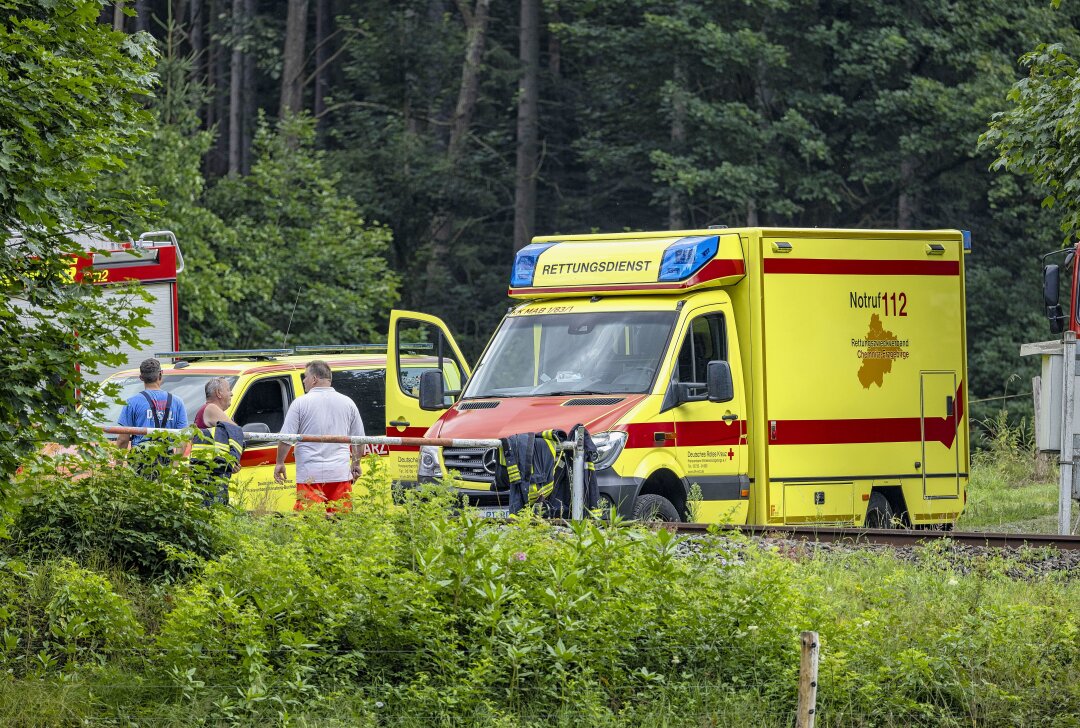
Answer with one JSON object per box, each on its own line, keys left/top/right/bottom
{"left": 722, "top": 414, "right": 738, "bottom": 421}
{"left": 390, "top": 418, "right": 411, "bottom": 428}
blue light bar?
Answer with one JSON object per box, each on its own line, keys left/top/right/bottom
{"left": 511, "top": 242, "right": 557, "bottom": 287}
{"left": 657, "top": 235, "right": 719, "bottom": 282}
{"left": 961, "top": 230, "right": 972, "bottom": 251}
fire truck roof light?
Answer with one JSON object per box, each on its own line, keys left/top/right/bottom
{"left": 657, "top": 235, "right": 719, "bottom": 282}
{"left": 511, "top": 242, "right": 557, "bottom": 287}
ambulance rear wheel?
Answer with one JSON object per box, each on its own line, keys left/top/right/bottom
{"left": 633, "top": 494, "right": 681, "bottom": 523}
{"left": 865, "top": 491, "right": 895, "bottom": 529}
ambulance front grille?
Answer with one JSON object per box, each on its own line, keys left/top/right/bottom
{"left": 443, "top": 446, "right": 497, "bottom": 484}
{"left": 458, "top": 401, "right": 500, "bottom": 410}
{"left": 563, "top": 397, "right": 624, "bottom": 406}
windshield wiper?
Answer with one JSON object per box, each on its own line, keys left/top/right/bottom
{"left": 542, "top": 390, "right": 610, "bottom": 397}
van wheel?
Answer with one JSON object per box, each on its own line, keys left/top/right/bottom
{"left": 633, "top": 494, "right": 681, "bottom": 523}
{"left": 865, "top": 491, "right": 895, "bottom": 529}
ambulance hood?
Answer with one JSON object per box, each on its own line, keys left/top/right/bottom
{"left": 428, "top": 395, "right": 647, "bottom": 439}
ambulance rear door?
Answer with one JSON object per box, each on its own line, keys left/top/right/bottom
{"left": 385, "top": 310, "right": 471, "bottom": 484}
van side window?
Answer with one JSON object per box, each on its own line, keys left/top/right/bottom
{"left": 676, "top": 314, "right": 726, "bottom": 384}
{"left": 332, "top": 369, "right": 386, "bottom": 436}
{"left": 233, "top": 377, "right": 293, "bottom": 432}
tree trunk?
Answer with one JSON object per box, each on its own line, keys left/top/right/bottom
{"left": 190, "top": 0, "right": 204, "bottom": 83}
{"left": 897, "top": 156, "right": 917, "bottom": 229}
{"left": 228, "top": 0, "right": 244, "bottom": 175}
{"left": 206, "top": 0, "right": 231, "bottom": 177}
{"left": 424, "top": 0, "right": 493, "bottom": 301}
{"left": 134, "top": 0, "right": 149, "bottom": 32}
{"left": 314, "top": 0, "right": 331, "bottom": 120}
{"left": 446, "top": 0, "right": 492, "bottom": 163}
{"left": 668, "top": 59, "right": 687, "bottom": 230}
{"left": 746, "top": 198, "right": 759, "bottom": 226}
{"left": 548, "top": 1, "right": 560, "bottom": 78}
{"left": 112, "top": 2, "right": 125, "bottom": 32}
{"left": 205, "top": 0, "right": 218, "bottom": 131}
{"left": 241, "top": 0, "right": 256, "bottom": 174}
{"left": 513, "top": 0, "right": 540, "bottom": 252}
{"left": 280, "top": 0, "right": 310, "bottom": 118}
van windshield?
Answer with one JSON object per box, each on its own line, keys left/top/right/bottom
{"left": 464, "top": 311, "right": 677, "bottom": 397}
{"left": 93, "top": 374, "right": 239, "bottom": 428}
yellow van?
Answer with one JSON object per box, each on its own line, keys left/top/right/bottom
{"left": 98, "top": 311, "right": 470, "bottom": 511}
{"left": 415, "top": 228, "right": 970, "bottom": 528}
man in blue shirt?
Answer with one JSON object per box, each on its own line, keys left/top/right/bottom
{"left": 115, "top": 358, "right": 188, "bottom": 452}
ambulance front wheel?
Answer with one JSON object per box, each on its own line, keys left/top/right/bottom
{"left": 633, "top": 494, "right": 681, "bottom": 523}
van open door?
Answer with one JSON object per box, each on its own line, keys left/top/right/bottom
{"left": 385, "top": 310, "right": 471, "bottom": 484}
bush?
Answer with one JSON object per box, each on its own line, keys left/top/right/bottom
{"left": 0, "top": 558, "right": 143, "bottom": 677}
{"left": 147, "top": 482, "right": 806, "bottom": 724}
{"left": 7, "top": 443, "right": 226, "bottom": 578}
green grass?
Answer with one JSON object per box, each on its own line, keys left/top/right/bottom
{"left": 956, "top": 410, "right": 1069, "bottom": 533}
{"left": 957, "top": 457, "right": 1060, "bottom": 532}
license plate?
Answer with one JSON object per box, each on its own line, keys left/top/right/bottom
{"left": 479, "top": 507, "right": 510, "bottom": 519}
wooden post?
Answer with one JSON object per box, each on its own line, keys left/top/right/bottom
{"left": 796, "top": 630, "right": 819, "bottom": 728}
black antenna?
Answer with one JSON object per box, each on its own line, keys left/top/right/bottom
{"left": 282, "top": 287, "right": 302, "bottom": 348}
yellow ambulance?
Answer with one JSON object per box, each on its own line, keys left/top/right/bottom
{"left": 98, "top": 310, "right": 470, "bottom": 511}
{"left": 414, "top": 228, "right": 969, "bottom": 527}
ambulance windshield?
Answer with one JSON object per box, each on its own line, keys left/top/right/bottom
{"left": 464, "top": 311, "right": 677, "bottom": 397}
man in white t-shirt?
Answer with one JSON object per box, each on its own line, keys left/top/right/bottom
{"left": 273, "top": 360, "right": 365, "bottom": 511}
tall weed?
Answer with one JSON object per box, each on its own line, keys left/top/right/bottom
{"left": 8, "top": 445, "right": 227, "bottom": 578}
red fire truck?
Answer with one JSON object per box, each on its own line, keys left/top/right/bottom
{"left": 67, "top": 230, "right": 184, "bottom": 379}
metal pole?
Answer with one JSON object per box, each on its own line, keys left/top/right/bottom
{"left": 1061, "top": 331, "right": 1076, "bottom": 536}
{"left": 101, "top": 426, "right": 502, "bottom": 450}
{"left": 571, "top": 427, "right": 585, "bottom": 521}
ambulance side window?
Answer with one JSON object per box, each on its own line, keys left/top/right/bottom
{"left": 676, "top": 314, "right": 726, "bottom": 384}
{"left": 398, "top": 320, "right": 466, "bottom": 399}
{"left": 332, "top": 368, "right": 386, "bottom": 436}
{"left": 233, "top": 376, "right": 294, "bottom": 432}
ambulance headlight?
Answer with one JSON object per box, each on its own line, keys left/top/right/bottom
{"left": 592, "top": 431, "right": 627, "bottom": 470}
{"left": 510, "top": 242, "right": 557, "bottom": 287}
{"left": 658, "top": 235, "right": 719, "bottom": 282}
{"left": 418, "top": 445, "right": 443, "bottom": 480}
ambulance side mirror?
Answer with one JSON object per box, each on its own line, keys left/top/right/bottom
{"left": 707, "top": 360, "right": 734, "bottom": 403}
{"left": 419, "top": 370, "right": 447, "bottom": 411}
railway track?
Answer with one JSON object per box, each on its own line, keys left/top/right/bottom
{"left": 662, "top": 522, "right": 1080, "bottom": 551}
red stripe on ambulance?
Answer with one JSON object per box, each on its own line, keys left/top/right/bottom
{"left": 763, "top": 258, "right": 959, "bottom": 276}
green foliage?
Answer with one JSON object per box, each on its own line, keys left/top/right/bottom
{"left": 7, "top": 446, "right": 225, "bottom": 579}
{"left": 804, "top": 545, "right": 1080, "bottom": 727}
{"left": 145, "top": 481, "right": 802, "bottom": 723}
{"left": 202, "top": 115, "right": 400, "bottom": 347}
{"left": 0, "top": 558, "right": 143, "bottom": 677}
{"left": 0, "top": 465, "right": 1079, "bottom": 724}
{"left": 985, "top": 37, "right": 1080, "bottom": 244}
{"left": 0, "top": 0, "right": 158, "bottom": 487}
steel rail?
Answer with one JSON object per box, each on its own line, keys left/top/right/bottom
{"left": 661, "top": 522, "right": 1080, "bottom": 551}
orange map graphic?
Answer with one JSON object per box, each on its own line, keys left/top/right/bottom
{"left": 858, "top": 314, "right": 900, "bottom": 388}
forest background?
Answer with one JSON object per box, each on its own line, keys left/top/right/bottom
{"left": 104, "top": 0, "right": 1080, "bottom": 426}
